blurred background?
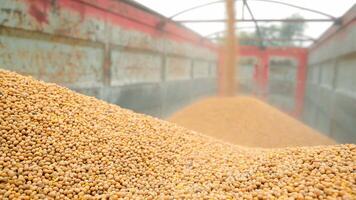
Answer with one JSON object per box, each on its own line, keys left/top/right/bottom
{"left": 0, "top": 0, "right": 355, "bottom": 144}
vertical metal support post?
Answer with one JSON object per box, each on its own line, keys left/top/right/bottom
{"left": 259, "top": 50, "right": 269, "bottom": 99}
{"left": 161, "top": 55, "right": 167, "bottom": 82}
{"left": 190, "top": 59, "right": 195, "bottom": 79}
{"left": 295, "top": 52, "right": 307, "bottom": 118}
{"left": 329, "top": 58, "right": 340, "bottom": 137}
{"left": 103, "top": 43, "right": 111, "bottom": 86}
{"left": 102, "top": 20, "right": 111, "bottom": 86}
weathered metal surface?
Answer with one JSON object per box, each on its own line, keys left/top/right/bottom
{"left": 0, "top": 0, "right": 106, "bottom": 42}
{"left": 0, "top": 0, "right": 217, "bottom": 57}
{"left": 0, "top": 35, "right": 103, "bottom": 87}
{"left": 165, "top": 57, "right": 192, "bottom": 81}
{"left": 109, "top": 21, "right": 217, "bottom": 59}
{"left": 303, "top": 5, "right": 356, "bottom": 143}
{"left": 110, "top": 50, "right": 162, "bottom": 86}
{"left": 0, "top": 0, "right": 34, "bottom": 31}
{"left": 0, "top": 0, "right": 219, "bottom": 120}
{"left": 193, "top": 60, "right": 210, "bottom": 78}
{"left": 0, "top": 0, "right": 218, "bottom": 87}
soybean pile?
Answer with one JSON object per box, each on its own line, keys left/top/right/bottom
{"left": 0, "top": 70, "right": 355, "bottom": 199}
{"left": 169, "top": 97, "right": 335, "bottom": 148}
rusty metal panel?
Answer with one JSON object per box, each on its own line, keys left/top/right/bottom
{"left": 0, "top": 35, "right": 104, "bottom": 87}
{"left": 110, "top": 26, "right": 161, "bottom": 51}
{"left": 0, "top": 0, "right": 218, "bottom": 59}
{"left": 0, "top": 0, "right": 219, "bottom": 88}
{"left": 109, "top": 26, "right": 217, "bottom": 59}
{"left": 45, "top": 10, "right": 108, "bottom": 43}
{"left": 167, "top": 41, "right": 217, "bottom": 60}
{"left": 193, "top": 60, "right": 210, "bottom": 78}
{"left": 110, "top": 50, "right": 162, "bottom": 86}
{"left": 165, "top": 57, "right": 191, "bottom": 81}
{"left": 0, "top": 0, "right": 108, "bottom": 43}
{"left": 0, "top": 0, "right": 34, "bottom": 31}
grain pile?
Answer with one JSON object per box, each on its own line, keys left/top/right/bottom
{"left": 0, "top": 69, "right": 355, "bottom": 199}
{"left": 169, "top": 97, "right": 335, "bottom": 148}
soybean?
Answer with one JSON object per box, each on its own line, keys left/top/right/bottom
{"left": 0, "top": 69, "right": 355, "bottom": 199}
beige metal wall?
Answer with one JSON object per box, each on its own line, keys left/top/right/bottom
{"left": 0, "top": 0, "right": 218, "bottom": 117}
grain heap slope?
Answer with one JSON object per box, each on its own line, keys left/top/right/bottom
{"left": 0, "top": 70, "right": 355, "bottom": 199}
{"left": 169, "top": 97, "right": 335, "bottom": 148}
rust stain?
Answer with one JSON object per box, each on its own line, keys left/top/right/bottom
{"left": 28, "top": 3, "right": 48, "bottom": 24}
{"left": 0, "top": 8, "right": 26, "bottom": 26}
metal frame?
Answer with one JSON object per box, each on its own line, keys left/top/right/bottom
{"left": 159, "top": 0, "right": 341, "bottom": 47}
{"left": 205, "top": 26, "right": 316, "bottom": 41}
{"left": 175, "top": 19, "right": 337, "bottom": 23}
{"left": 225, "top": 38, "right": 314, "bottom": 42}
{"left": 243, "top": 0, "right": 263, "bottom": 47}
{"left": 204, "top": 21, "right": 316, "bottom": 48}
{"left": 168, "top": 0, "right": 336, "bottom": 20}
